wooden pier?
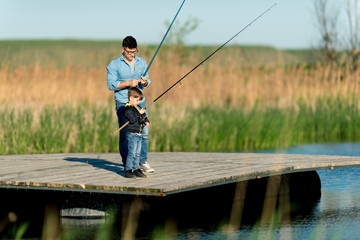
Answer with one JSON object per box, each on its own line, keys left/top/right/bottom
{"left": 1, "top": 152, "right": 360, "bottom": 197}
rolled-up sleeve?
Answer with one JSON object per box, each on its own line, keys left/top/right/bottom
{"left": 107, "top": 55, "right": 151, "bottom": 103}
{"left": 107, "top": 61, "right": 120, "bottom": 91}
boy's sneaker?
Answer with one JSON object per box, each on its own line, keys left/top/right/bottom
{"left": 140, "top": 162, "right": 155, "bottom": 173}
{"left": 124, "top": 170, "right": 136, "bottom": 178}
{"left": 134, "top": 169, "right": 147, "bottom": 178}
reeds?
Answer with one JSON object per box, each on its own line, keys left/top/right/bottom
{"left": 1, "top": 48, "right": 359, "bottom": 109}
{"left": 149, "top": 95, "right": 360, "bottom": 152}
{"left": 0, "top": 62, "right": 111, "bottom": 106}
{"left": 0, "top": 95, "right": 359, "bottom": 154}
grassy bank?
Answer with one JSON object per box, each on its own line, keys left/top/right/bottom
{"left": 0, "top": 103, "right": 117, "bottom": 154}
{"left": 151, "top": 95, "right": 360, "bottom": 152}
{"left": 1, "top": 40, "right": 359, "bottom": 154}
{"left": 1, "top": 96, "right": 359, "bottom": 155}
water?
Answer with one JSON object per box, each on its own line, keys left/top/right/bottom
{"left": 240, "top": 143, "right": 360, "bottom": 240}
{"left": 62, "top": 143, "right": 360, "bottom": 239}
{"left": 166, "top": 143, "right": 360, "bottom": 240}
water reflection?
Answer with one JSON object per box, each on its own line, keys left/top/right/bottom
{"left": 259, "top": 143, "right": 360, "bottom": 240}
{"left": 57, "top": 172, "right": 321, "bottom": 239}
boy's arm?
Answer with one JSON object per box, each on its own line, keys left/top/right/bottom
{"left": 139, "top": 113, "right": 150, "bottom": 125}
{"left": 124, "top": 108, "right": 138, "bottom": 123}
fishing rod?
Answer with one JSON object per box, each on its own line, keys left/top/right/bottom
{"left": 142, "top": 0, "right": 186, "bottom": 77}
{"left": 146, "top": 3, "right": 277, "bottom": 109}
{"left": 114, "top": 0, "right": 186, "bottom": 134}
{"left": 116, "top": 3, "right": 277, "bottom": 133}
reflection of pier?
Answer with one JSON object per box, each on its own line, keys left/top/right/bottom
{"left": 1, "top": 152, "right": 360, "bottom": 196}
{"left": 1, "top": 152, "right": 360, "bottom": 238}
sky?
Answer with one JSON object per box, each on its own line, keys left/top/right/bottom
{"left": 0, "top": 0, "right": 319, "bottom": 49}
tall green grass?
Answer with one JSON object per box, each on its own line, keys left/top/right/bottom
{"left": 1, "top": 95, "right": 359, "bottom": 155}
{"left": 150, "top": 95, "right": 360, "bottom": 152}
{"left": 0, "top": 104, "right": 118, "bottom": 155}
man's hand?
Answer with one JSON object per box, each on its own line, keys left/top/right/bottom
{"left": 140, "top": 76, "right": 148, "bottom": 87}
{"left": 117, "top": 79, "right": 139, "bottom": 90}
{"left": 128, "top": 79, "right": 140, "bottom": 87}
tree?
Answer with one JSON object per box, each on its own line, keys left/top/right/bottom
{"left": 313, "top": 0, "right": 340, "bottom": 64}
{"left": 164, "top": 16, "right": 201, "bottom": 46}
{"left": 345, "top": 0, "right": 360, "bottom": 73}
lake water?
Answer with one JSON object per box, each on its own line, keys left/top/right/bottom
{"left": 231, "top": 143, "right": 360, "bottom": 240}
{"left": 60, "top": 143, "right": 360, "bottom": 239}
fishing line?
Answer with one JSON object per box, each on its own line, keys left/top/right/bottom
{"left": 145, "top": 3, "right": 277, "bottom": 109}
{"left": 115, "top": 3, "right": 277, "bottom": 133}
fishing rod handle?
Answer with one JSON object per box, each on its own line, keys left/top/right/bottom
{"left": 114, "top": 121, "right": 129, "bottom": 134}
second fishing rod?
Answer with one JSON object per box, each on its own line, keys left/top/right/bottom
{"left": 116, "top": 3, "right": 277, "bottom": 133}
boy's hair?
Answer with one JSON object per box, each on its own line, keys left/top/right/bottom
{"left": 122, "top": 36, "right": 137, "bottom": 49}
{"left": 128, "top": 87, "right": 143, "bottom": 100}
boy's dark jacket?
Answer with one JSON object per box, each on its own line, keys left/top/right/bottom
{"left": 123, "top": 103, "right": 150, "bottom": 134}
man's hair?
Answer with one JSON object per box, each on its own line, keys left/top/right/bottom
{"left": 122, "top": 36, "right": 137, "bottom": 49}
{"left": 128, "top": 87, "right": 143, "bottom": 100}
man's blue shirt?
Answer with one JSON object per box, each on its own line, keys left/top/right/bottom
{"left": 107, "top": 54, "right": 151, "bottom": 104}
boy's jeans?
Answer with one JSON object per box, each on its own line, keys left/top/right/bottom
{"left": 116, "top": 102, "right": 149, "bottom": 166}
{"left": 125, "top": 132, "right": 142, "bottom": 171}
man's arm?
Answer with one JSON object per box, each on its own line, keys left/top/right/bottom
{"left": 118, "top": 80, "right": 140, "bottom": 90}
{"left": 107, "top": 60, "right": 140, "bottom": 90}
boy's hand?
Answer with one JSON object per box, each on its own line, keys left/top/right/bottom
{"left": 145, "top": 122, "right": 150, "bottom": 127}
{"left": 139, "top": 108, "right": 146, "bottom": 114}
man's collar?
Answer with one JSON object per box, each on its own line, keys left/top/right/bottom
{"left": 120, "top": 54, "right": 138, "bottom": 63}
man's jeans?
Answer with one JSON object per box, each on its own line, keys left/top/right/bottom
{"left": 116, "top": 102, "right": 149, "bottom": 166}
{"left": 125, "top": 132, "right": 142, "bottom": 171}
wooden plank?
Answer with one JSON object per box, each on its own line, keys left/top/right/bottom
{"left": 1, "top": 153, "right": 360, "bottom": 196}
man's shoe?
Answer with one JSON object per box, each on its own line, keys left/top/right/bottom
{"left": 140, "top": 162, "right": 155, "bottom": 173}
{"left": 134, "top": 169, "right": 147, "bottom": 178}
{"left": 124, "top": 170, "right": 136, "bottom": 178}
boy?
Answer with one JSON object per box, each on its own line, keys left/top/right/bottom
{"left": 123, "top": 87, "right": 150, "bottom": 178}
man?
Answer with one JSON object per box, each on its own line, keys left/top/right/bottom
{"left": 107, "top": 36, "right": 154, "bottom": 173}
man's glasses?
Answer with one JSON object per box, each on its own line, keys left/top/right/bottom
{"left": 124, "top": 48, "right": 138, "bottom": 55}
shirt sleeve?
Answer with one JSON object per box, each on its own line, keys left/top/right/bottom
{"left": 106, "top": 61, "right": 121, "bottom": 91}
{"left": 140, "top": 113, "right": 150, "bottom": 124}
